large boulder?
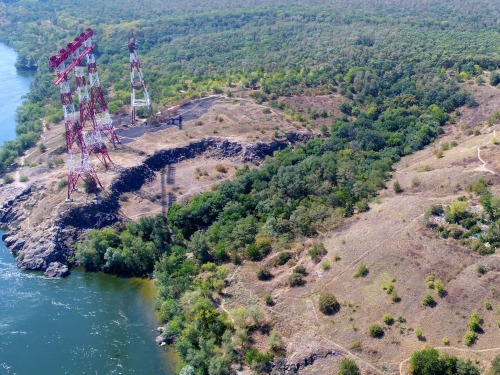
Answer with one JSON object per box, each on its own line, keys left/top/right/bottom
{"left": 44, "top": 262, "right": 70, "bottom": 278}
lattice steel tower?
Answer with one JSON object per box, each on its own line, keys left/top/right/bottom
{"left": 129, "top": 34, "right": 152, "bottom": 123}
{"left": 49, "top": 28, "right": 118, "bottom": 201}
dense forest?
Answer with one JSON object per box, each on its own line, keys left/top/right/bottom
{"left": 4, "top": 0, "right": 500, "bottom": 373}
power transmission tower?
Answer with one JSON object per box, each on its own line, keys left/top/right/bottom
{"left": 48, "top": 28, "right": 119, "bottom": 201}
{"left": 129, "top": 33, "right": 152, "bottom": 123}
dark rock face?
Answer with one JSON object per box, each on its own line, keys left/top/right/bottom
{"left": 0, "top": 134, "right": 315, "bottom": 276}
{"left": 44, "top": 261, "right": 70, "bottom": 278}
{"left": 273, "top": 349, "right": 342, "bottom": 374}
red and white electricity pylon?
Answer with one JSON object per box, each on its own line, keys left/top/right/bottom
{"left": 49, "top": 28, "right": 119, "bottom": 202}
{"left": 129, "top": 34, "right": 152, "bottom": 123}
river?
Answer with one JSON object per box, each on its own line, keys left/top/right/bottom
{"left": 0, "top": 44, "right": 176, "bottom": 374}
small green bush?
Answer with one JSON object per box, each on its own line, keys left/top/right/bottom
{"left": 321, "top": 261, "right": 330, "bottom": 270}
{"left": 262, "top": 107, "right": 271, "bottom": 114}
{"left": 464, "top": 331, "right": 477, "bottom": 346}
{"left": 58, "top": 179, "right": 68, "bottom": 189}
{"left": 382, "top": 314, "right": 394, "bottom": 325}
{"left": 422, "top": 294, "right": 435, "bottom": 306}
{"left": 19, "top": 176, "right": 28, "bottom": 182}
{"left": 353, "top": 264, "right": 368, "bottom": 278}
{"left": 338, "top": 358, "right": 360, "bottom": 375}
{"left": 246, "top": 244, "right": 262, "bottom": 260}
{"left": 276, "top": 252, "right": 291, "bottom": 265}
{"left": 293, "top": 266, "right": 307, "bottom": 275}
{"left": 434, "top": 280, "right": 445, "bottom": 295}
{"left": 469, "top": 313, "right": 482, "bottom": 332}
{"left": 264, "top": 295, "right": 273, "bottom": 305}
{"left": 257, "top": 267, "right": 272, "bottom": 281}
{"left": 308, "top": 243, "right": 327, "bottom": 261}
{"left": 38, "top": 143, "right": 47, "bottom": 153}
{"left": 415, "top": 327, "right": 423, "bottom": 339}
{"left": 318, "top": 293, "right": 340, "bottom": 315}
{"left": 3, "top": 175, "right": 14, "bottom": 184}
{"left": 369, "top": 323, "right": 384, "bottom": 338}
{"left": 442, "top": 337, "right": 449, "bottom": 345}
{"left": 286, "top": 273, "right": 304, "bottom": 287}
{"left": 393, "top": 180, "right": 403, "bottom": 193}
{"left": 485, "top": 300, "right": 492, "bottom": 310}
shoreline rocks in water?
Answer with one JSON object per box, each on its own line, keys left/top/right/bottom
{"left": 44, "top": 261, "right": 70, "bottom": 278}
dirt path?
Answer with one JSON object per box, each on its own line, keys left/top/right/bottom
{"left": 477, "top": 130, "right": 496, "bottom": 174}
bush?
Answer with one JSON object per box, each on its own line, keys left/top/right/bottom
{"left": 469, "top": 313, "right": 482, "bottom": 332}
{"left": 308, "top": 243, "right": 327, "bottom": 261}
{"left": 353, "top": 264, "right": 368, "bottom": 278}
{"left": 214, "top": 164, "right": 227, "bottom": 173}
{"left": 257, "top": 267, "right": 272, "bottom": 281}
{"left": 247, "top": 244, "right": 262, "bottom": 260}
{"left": 415, "top": 328, "right": 422, "bottom": 339}
{"left": 264, "top": 294, "right": 273, "bottom": 305}
{"left": 422, "top": 294, "right": 435, "bottom": 306}
{"left": 491, "top": 72, "right": 500, "bottom": 86}
{"left": 286, "top": 273, "right": 304, "bottom": 287}
{"left": 434, "top": 280, "right": 445, "bottom": 296}
{"left": 464, "top": 331, "right": 477, "bottom": 346}
{"left": 338, "top": 359, "right": 360, "bottom": 375}
{"left": 491, "top": 355, "right": 500, "bottom": 375}
{"left": 262, "top": 107, "right": 271, "bottom": 114}
{"left": 293, "top": 265, "right": 307, "bottom": 275}
{"left": 393, "top": 180, "right": 403, "bottom": 193}
{"left": 276, "top": 252, "right": 291, "bottom": 265}
{"left": 322, "top": 262, "right": 330, "bottom": 270}
{"left": 368, "top": 323, "right": 384, "bottom": 338}
{"left": 442, "top": 337, "right": 449, "bottom": 345}
{"left": 436, "top": 149, "right": 443, "bottom": 158}
{"left": 382, "top": 314, "right": 394, "bottom": 325}
{"left": 19, "top": 175, "right": 28, "bottom": 182}
{"left": 58, "top": 179, "right": 68, "bottom": 189}
{"left": 441, "top": 142, "right": 450, "bottom": 151}
{"left": 256, "top": 236, "right": 272, "bottom": 255}
{"left": 485, "top": 300, "right": 492, "bottom": 310}
{"left": 318, "top": 293, "right": 340, "bottom": 315}
{"left": 3, "top": 175, "right": 14, "bottom": 184}
{"left": 38, "top": 143, "right": 47, "bottom": 153}
{"left": 245, "top": 348, "right": 273, "bottom": 366}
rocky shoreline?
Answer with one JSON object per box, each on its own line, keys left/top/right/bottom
{"left": 0, "top": 134, "right": 314, "bottom": 277}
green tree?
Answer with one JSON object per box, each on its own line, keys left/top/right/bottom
{"left": 318, "top": 293, "right": 340, "bottom": 315}
{"left": 409, "top": 348, "right": 443, "bottom": 375}
{"left": 338, "top": 359, "right": 360, "bottom": 375}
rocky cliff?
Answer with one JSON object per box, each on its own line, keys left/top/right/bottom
{"left": 0, "top": 134, "right": 313, "bottom": 276}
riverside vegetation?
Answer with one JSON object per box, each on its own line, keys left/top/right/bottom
{"left": 4, "top": 0, "right": 500, "bottom": 373}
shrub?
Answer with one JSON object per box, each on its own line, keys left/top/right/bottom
{"left": 415, "top": 328, "right": 422, "bottom": 339}
{"left": 338, "top": 359, "right": 360, "bottom": 375}
{"left": 257, "top": 267, "right": 272, "bottom": 281}
{"left": 53, "top": 158, "right": 64, "bottom": 166}
{"left": 195, "top": 120, "right": 203, "bottom": 126}
{"left": 442, "top": 337, "right": 449, "bottom": 345}
{"left": 485, "top": 300, "right": 492, "bottom": 310}
{"left": 441, "top": 142, "right": 450, "bottom": 151}
{"left": 293, "top": 266, "right": 307, "bottom": 275}
{"left": 491, "top": 355, "right": 500, "bottom": 375}
{"left": 353, "top": 264, "right": 368, "bottom": 278}
{"left": 436, "top": 149, "right": 443, "bottom": 158}
{"left": 368, "top": 323, "right": 384, "bottom": 338}
{"left": 382, "top": 283, "right": 394, "bottom": 294}
{"left": 3, "top": 175, "right": 14, "bottom": 184}
{"left": 464, "top": 331, "right": 477, "bottom": 346}
{"left": 286, "top": 273, "right": 304, "bottom": 287}
{"left": 451, "top": 141, "right": 458, "bottom": 147}
{"left": 214, "top": 164, "right": 227, "bottom": 173}
{"left": 58, "top": 179, "right": 68, "bottom": 189}
{"left": 393, "top": 180, "right": 403, "bottom": 193}
{"left": 469, "top": 313, "right": 482, "bottom": 332}
{"left": 382, "top": 314, "right": 394, "bottom": 325}
{"left": 262, "top": 107, "right": 271, "bottom": 114}
{"left": 264, "top": 295, "right": 273, "bottom": 305}
{"left": 245, "top": 348, "right": 273, "bottom": 366}
{"left": 256, "top": 236, "right": 272, "bottom": 255}
{"left": 19, "top": 175, "right": 28, "bottom": 182}
{"left": 318, "top": 293, "right": 340, "bottom": 315}
{"left": 333, "top": 253, "right": 341, "bottom": 262}
{"left": 38, "top": 143, "right": 47, "bottom": 153}
{"left": 321, "top": 262, "right": 330, "bottom": 270}
{"left": 308, "top": 243, "right": 327, "bottom": 261}
{"left": 276, "top": 252, "right": 291, "bottom": 265}
{"left": 246, "top": 244, "right": 262, "bottom": 260}
{"left": 477, "top": 264, "right": 486, "bottom": 275}
{"left": 434, "top": 280, "right": 445, "bottom": 296}
{"left": 422, "top": 294, "right": 435, "bottom": 306}
{"left": 355, "top": 198, "right": 370, "bottom": 213}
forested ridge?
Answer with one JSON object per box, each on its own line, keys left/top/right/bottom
{"left": 3, "top": 1, "right": 500, "bottom": 373}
